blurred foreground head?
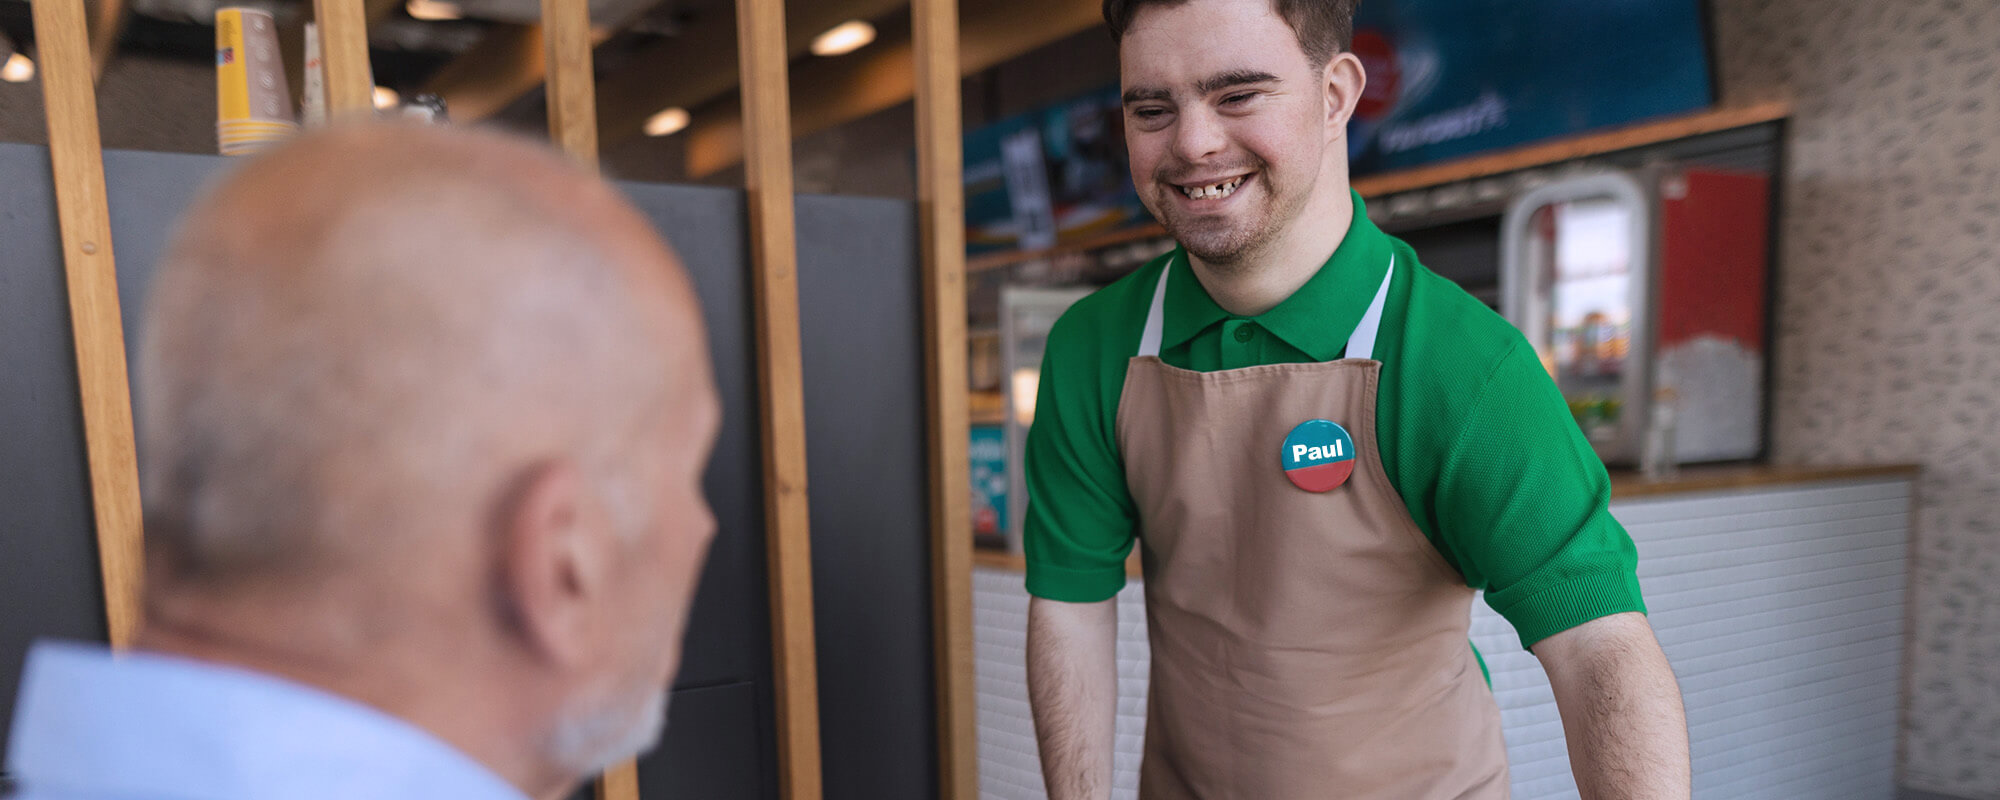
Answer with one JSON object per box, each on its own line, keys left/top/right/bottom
{"left": 136, "top": 123, "right": 720, "bottom": 798}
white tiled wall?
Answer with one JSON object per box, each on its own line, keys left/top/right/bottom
{"left": 973, "top": 570, "right": 1149, "bottom": 800}
{"left": 975, "top": 477, "right": 1912, "bottom": 799}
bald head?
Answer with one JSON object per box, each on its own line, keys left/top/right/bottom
{"left": 135, "top": 124, "right": 722, "bottom": 793}
{"left": 142, "top": 123, "right": 703, "bottom": 580}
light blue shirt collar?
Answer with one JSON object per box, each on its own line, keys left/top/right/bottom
{"left": 6, "top": 640, "right": 532, "bottom": 800}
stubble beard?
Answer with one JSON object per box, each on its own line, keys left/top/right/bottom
{"left": 548, "top": 680, "right": 671, "bottom": 778}
{"left": 1152, "top": 161, "right": 1310, "bottom": 274}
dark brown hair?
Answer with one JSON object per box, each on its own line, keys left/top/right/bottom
{"left": 1102, "top": 0, "right": 1360, "bottom": 67}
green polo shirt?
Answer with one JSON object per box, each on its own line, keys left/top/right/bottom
{"left": 1023, "top": 193, "right": 1644, "bottom": 649}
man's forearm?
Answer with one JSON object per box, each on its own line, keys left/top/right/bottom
{"left": 1535, "top": 612, "right": 1691, "bottom": 799}
{"left": 1026, "top": 596, "right": 1119, "bottom": 800}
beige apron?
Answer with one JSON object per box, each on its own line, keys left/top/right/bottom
{"left": 1117, "top": 256, "right": 1510, "bottom": 799}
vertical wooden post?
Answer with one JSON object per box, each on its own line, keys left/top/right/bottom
{"left": 88, "top": 0, "right": 125, "bottom": 78}
{"left": 32, "top": 0, "right": 144, "bottom": 649}
{"left": 593, "top": 763, "right": 640, "bottom": 800}
{"left": 538, "top": 0, "right": 623, "bottom": 797}
{"left": 312, "top": 0, "right": 373, "bottom": 115}
{"left": 911, "top": 0, "right": 976, "bottom": 796}
{"left": 734, "top": 0, "right": 823, "bottom": 798}
{"left": 539, "top": 0, "right": 597, "bottom": 167}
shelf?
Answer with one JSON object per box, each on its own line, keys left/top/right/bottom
{"left": 959, "top": 101, "right": 1792, "bottom": 273}
{"left": 969, "top": 390, "right": 1007, "bottom": 426}
{"left": 1348, "top": 100, "right": 1791, "bottom": 197}
{"left": 966, "top": 223, "right": 1170, "bottom": 274}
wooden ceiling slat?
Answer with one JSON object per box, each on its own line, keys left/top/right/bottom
{"left": 682, "top": 0, "right": 1102, "bottom": 176}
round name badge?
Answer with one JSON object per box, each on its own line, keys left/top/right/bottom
{"left": 1281, "top": 419, "right": 1357, "bottom": 493}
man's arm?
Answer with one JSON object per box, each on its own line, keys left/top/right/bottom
{"left": 1532, "top": 611, "right": 1690, "bottom": 799}
{"left": 1027, "top": 595, "right": 1119, "bottom": 800}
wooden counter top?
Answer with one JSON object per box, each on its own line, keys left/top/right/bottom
{"left": 1604, "top": 463, "right": 1919, "bottom": 499}
{"left": 973, "top": 463, "right": 1921, "bottom": 575}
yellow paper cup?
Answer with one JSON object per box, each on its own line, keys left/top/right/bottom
{"left": 216, "top": 7, "right": 294, "bottom": 131}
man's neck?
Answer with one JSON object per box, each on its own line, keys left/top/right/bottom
{"left": 1189, "top": 183, "right": 1354, "bottom": 317}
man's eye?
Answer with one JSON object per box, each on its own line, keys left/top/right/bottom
{"left": 1133, "top": 107, "right": 1167, "bottom": 119}
{"left": 1223, "top": 93, "right": 1256, "bottom": 106}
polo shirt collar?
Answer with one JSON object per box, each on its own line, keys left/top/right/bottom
{"left": 1160, "top": 190, "right": 1393, "bottom": 361}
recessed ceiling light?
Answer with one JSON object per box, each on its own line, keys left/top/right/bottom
{"left": 406, "top": 0, "right": 462, "bottom": 21}
{"left": 373, "top": 86, "right": 399, "bottom": 110}
{"left": 644, "top": 107, "right": 690, "bottom": 137}
{"left": 810, "top": 20, "right": 875, "bottom": 57}
{"left": 410, "top": 0, "right": 464, "bottom": 20}
{"left": 1, "top": 53, "right": 34, "bottom": 84}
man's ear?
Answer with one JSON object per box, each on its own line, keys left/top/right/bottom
{"left": 495, "top": 459, "right": 611, "bottom": 668}
{"left": 1324, "top": 51, "right": 1366, "bottom": 140}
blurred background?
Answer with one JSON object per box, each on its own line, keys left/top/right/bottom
{"left": 1, "top": 1, "right": 1995, "bottom": 799}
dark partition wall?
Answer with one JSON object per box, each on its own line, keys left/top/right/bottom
{"left": 619, "top": 181, "right": 780, "bottom": 800}
{"left": 0, "top": 145, "right": 939, "bottom": 800}
{"left": 0, "top": 144, "right": 221, "bottom": 754}
{"left": 0, "top": 144, "right": 110, "bottom": 752}
{"left": 795, "top": 195, "right": 937, "bottom": 800}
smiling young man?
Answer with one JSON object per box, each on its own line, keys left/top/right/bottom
{"left": 1021, "top": 1, "right": 1692, "bottom": 798}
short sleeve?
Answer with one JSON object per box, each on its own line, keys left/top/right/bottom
{"left": 1433, "top": 341, "right": 1647, "bottom": 649}
{"left": 1022, "top": 311, "right": 1139, "bottom": 603}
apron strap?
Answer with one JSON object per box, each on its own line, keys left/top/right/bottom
{"left": 1135, "top": 253, "right": 1397, "bottom": 361}
{"left": 1137, "top": 255, "right": 1172, "bottom": 358}
{"left": 1345, "top": 254, "right": 1395, "bottom": 362}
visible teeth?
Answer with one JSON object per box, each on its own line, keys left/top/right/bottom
{"left": 1181, "top": 176, "right": 1244, "bottom": 200}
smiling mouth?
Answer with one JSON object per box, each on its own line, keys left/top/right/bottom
{"left": 1176, "top": 174, "right": 1248, "bottom": 200}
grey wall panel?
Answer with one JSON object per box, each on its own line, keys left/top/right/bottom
{"left": 794, "top": 194, "right": 937, "bottom": 800}
{"left": 0, "top": 143, "right": 108, "bottom": 758}
{"left": 99, "top": 149, "right": 238, "bottom": 358}
{"left": 0, "top": 144, "right": 223, "bottom": 758}
{"left": 2, "top": 149, "right": 937, "bottom": 798}
{"left": 642, "top": 682, "right": 772, "bottom": 799}
{"left": 615, "top": 180, "right": 779, "bottom": 800}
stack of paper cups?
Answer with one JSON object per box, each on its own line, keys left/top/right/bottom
{"left": 301, "top": 22, "right": 326, "bottom": 128}
{"left": 216, "top": 7, "right": 297, "bottom": 156}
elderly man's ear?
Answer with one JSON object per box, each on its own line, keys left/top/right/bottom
{"left": 496, "top": 460, "right": 618, "bottom": 669}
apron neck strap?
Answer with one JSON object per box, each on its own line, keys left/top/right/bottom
{"left": 1136, "top": 255, "right": 1173, "bottom": 358}
{"left": 1136, "top": 254, "right": 1398, "bottom": 362}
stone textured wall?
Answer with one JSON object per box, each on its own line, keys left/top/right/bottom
{"left": 1709, "top": 1, "right": 2000, "bottom": 796}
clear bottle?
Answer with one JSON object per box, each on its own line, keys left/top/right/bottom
{"left": 1642, "top": 388, "right": 1679, "bottom": 481}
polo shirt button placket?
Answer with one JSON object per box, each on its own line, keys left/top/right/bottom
{"left": 1220, "top": 320, "right": 1256, "bottom": 368}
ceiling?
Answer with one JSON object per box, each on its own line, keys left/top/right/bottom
{"left": 0, "top": 0, "right": 1107, "bottom": 172}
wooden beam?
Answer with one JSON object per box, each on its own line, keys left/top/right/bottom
{"left": 432, "top": 0, "right": 904, "bottom": 127}
{"left": 87, "top": 0, "right": 124, "bottom": 79}
{"left": 594, "top": 0, "right": 906, "bottom": 138}
{"left": 683, "top": 0, "right": 1102, "bottom": 176}
{"left": 681, "top": 32, "right": 913, "bottom": 178}
{"left": 593, "top": 762, "right": 640, "bottom": 800}
{"left": 536, "top": 0, "right": 621, "bottom": 796}
{"left": 540, "top": 0, "right": 597, "bottom": 167}
{"left": 32, "top": 0, "right": 144, "bottom": 648}
{"left": 586, "top": 13, "right": 737, "bottom": 133}
{"left": 423, "top": 23, "right": 545, "bottom": 121}
{"left": 365, "top": 0, "right": 402, "bottom": 25}
{"left": 313, "top": 0, "right": 374, "bottom": 115}
{"left": 736, "top": 0, "right": 822, "bottom": 797}
{"left": 912, "top": 0, "right": 976, "bottom": 795}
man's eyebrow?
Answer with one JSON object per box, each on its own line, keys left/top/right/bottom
{"left": 1122, "top": 85, "right": 1173, "bottom": 105}
{"left": 1196, "top": 70, "right": 1281, "bottom": 95}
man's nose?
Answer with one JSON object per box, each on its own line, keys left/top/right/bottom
{"left": 1171, "top": 107, "right": 1228, "bottom": 164}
